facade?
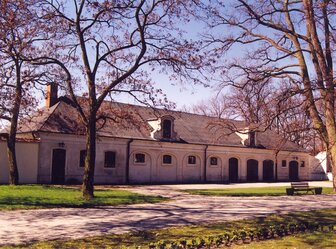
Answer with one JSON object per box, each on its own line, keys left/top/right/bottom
{"left": 0, "top": 94, "right": 323, "bottom": 184}
{"left": 0, "top": 140, "right": 39, "bottom": 183}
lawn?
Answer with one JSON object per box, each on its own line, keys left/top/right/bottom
{"left": 183, "top": 186, "right": 334, "bottom": 196}
{"left": 3, "top": 208, "right": 336, "bottom": 248}
{"left": 0, "top": 185, "right": 167, "bottom": 210}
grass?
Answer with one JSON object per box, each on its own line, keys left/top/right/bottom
{"left": 0, "top": 185, "right": 167, "bottom": 210}
{"left": 2, "top": 208, "right": 336, "bottom": 248}
{"left": 183, "top": 186, "right": 335, "bottom": 196}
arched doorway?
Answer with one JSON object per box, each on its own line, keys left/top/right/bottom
{"left": 130, "top": 152, "right": 152, "bottom": 183}
{"left": 229, "top": 157, "right": 239, "bottom": 183}
{"left": 247, "top": 159, "right": 258, "bottom": 182}
{"left": 263, "top": 160, "right": 274, "bottom": 182}
{"left": 51, "top": 148, "right": 66, "bottom": 184}
{"left": 289, "top": 161, "right": 299, "bottom": 181}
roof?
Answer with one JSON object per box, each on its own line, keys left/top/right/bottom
{"left": 17, "top": 97, "right": 307, "bottom": 152}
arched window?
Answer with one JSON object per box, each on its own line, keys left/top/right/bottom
{"left": 162, "top": 155, "right": 172, "bottom": 164}
{"left": 188, "top": 155, "right": 196, "bottom": 164}
{"left": 210, "top": 157, "right": 218, "bottom": 166}
{"left": 162, "top": 119, "right": 172, "bottom": 138}
{"left": 135, "top": 153, "right": 146, "bottom": 163}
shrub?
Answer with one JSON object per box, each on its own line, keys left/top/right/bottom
{"left": 146, "top": 221, "right": 335, "bottom": 249}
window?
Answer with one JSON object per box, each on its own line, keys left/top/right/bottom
{"left": 300, "top": 161, "right": 305, "bottom": 168}
{"left": 162, "top": 119, "right": 172, "bottom": 139}
{"left": 79, "top": 150, "right": 86, "bottom": 168}
{"left": 104, "top": 151, "right": 116, "bottom": 168}
{"left": 210, "top": 157, "right": 218, "bottom": 166}
{"left": 281, "top": 160, "right": 287, "bottom": 167}
{"left": 249, "top": 131, "right": 256, "bottom": 147}
{"left": 135, "top": 153, "right": 146, "bottom": 163}
{"left": 162, "top": 155, "right": 172, "bottom": 164}
{"left": 188, "top": 155, "right": 196, "bottom": 164}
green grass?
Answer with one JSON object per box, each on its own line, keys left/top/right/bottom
{"left": 3, "top": 208, "right": 336, "bottom": 248}
{"left": 183, "top": 186, "right": 335, "bottom": 196}
{"left": 0, "top": 185, "right": 167, "bottom": 210}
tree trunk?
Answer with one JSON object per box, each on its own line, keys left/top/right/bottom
{"left": 329, "top": 144, "right": 336, "bottom": 192}
{"left": 7, "top": 62, "right": 22, "bottom": 185}
{"left": 81, "top": 114, "right": 97, "bottom": 199}
{"left": 7, "top": 134, "right": 19, "bottom": 185}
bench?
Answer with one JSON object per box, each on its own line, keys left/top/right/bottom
{"left": 286, "top": 182, "right": 322, "bottom": 195}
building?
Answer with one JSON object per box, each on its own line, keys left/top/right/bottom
{"left": 0, "top": 91, "right": 325, "bottom": 184}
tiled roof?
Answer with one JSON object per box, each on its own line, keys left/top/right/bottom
{"left": 17, "top": 97, "right": 306, "bottom": 152}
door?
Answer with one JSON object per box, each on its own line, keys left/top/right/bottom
{"left": 51, "top": 149, "right": 66, "bottom": 184}
{"left": 263, "top": 160, "right": 274, "bottom": 182}
{"left": 289, "top": 161, "right": 299, "bottom": 181}
{"left": 229, "top": 157, "right": 239, "bottom": 183}
{"left": 247, "top": 159, "right": 258, "bottom": 182}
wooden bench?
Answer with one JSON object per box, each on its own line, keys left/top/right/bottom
{"left": 286, "top": 182, "right": 322, "bottom": 195}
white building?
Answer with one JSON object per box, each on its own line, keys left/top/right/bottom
{"left": 0, "top": 92, "right": 326, "bottom": 184}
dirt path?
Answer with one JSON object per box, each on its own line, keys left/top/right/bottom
{"left": 1, "top": 183, "right": 335, "bottom": 246}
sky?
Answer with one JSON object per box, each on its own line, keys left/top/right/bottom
{"left": 115, "top": 71, "right": 216, "bottom": 110}
{"left": 60, "top": 1, "right": 218, "bottom": 111}
{"left": 112, "top": 9, "right": 223, "bottom": 110}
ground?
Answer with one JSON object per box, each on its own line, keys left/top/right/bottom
{"left": 0, "top": 182, "right": 335, "bottom": 246}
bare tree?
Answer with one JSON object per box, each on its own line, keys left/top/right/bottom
{"left": 190, "top": 93, "right": 228, "bottom": 118}
{"left": 34, "top": 0, "right": 204, "bottom": 199}
{"left": 198, "top": 0, "right": 336, "bottom": 190}
{"left": 0, "top": 0, "right": 48, "bottom": 184}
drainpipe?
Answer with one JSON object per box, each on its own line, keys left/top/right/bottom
{"left": 204, "top": 145, "right": 208, "bottom": 182}
{"left": 126, "top": 139, "right": 133, "bottom": 184}
{"left": 274, "top": 151, "right": 279, "bottom": 182}
{"left": 274, "top": 161, "right": 278, "bottom": 182}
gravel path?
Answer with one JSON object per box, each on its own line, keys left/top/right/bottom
{"left": 1, "top": 182, "right": 335, "bottom": 246}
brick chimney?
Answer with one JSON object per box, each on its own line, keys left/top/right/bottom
{"left": 45, "top": 83, "right": 58, "bottom": 108}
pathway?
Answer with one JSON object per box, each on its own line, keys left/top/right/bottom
{"left": 0, "top": 182, "right": 335, "bottom": 245}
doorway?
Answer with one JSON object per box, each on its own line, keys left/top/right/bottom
{"left": 289, "top": 160, "right": 299, "bottom": 181}
{"left": 247, "top": 159, "right": 259, "bottom": 182}
{"left": 263, "top": 160, "right": 274, "bottom": 182}
{"left": 229, "top": 157, "right": 239, "bottom": 183}
{"left": 51, "top": 149, "right": 66, "bottom": 184}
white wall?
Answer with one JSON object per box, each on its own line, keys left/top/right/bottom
{"left": 37, "top": 133, "right": 128, "bottom": 184}
{"left": 0, "top": 133, "right": 313, "bottom": 184}
{"left": 0, "top": 141, "right": 39, "bottom": 184}
{"left": 129, "top": 140, "right": 311, "bottom": 183}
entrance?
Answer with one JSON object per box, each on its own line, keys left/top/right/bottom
{"left": 247, "top": 159, "right": 258, "bottom": 182}
{"left": 229, "top": 157, "right": 239, "bottom": 183}
{"left": 51, "top": 149, "right": 66, "bottom": 184}
{"left": 263, "top": 160, "right": 274, "bottom": 182}
{"left": 289, "top": 161, "right": 299, "bottom": 181}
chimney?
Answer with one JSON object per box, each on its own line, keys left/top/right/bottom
{"left": 45, "top": 83, "right": 58, "bottom": 108}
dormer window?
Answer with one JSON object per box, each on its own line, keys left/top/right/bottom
{"left": 162, "top": 119, "right": 172, "bottom": 139}
{"left": 249, "top": 131, "right": 256, "bottom": 147}
{"left": 148, "top": 115, "right": 177, "bottom": 141}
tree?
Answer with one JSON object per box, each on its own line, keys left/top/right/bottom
{"left": 35, "top": 0, "right": 204, "bottom": 199}
{"left": 199, "top": 0, "right": 336, "bottom": 190}
{"left": 189, "top": 93, "right": 228, "bottom": 118}
{"left": 0, "top": 0, "right": 46, "bottom": 184}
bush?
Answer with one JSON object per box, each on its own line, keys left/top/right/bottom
{"left": 146, "top": 221, "right": 335, "bottom": 249}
